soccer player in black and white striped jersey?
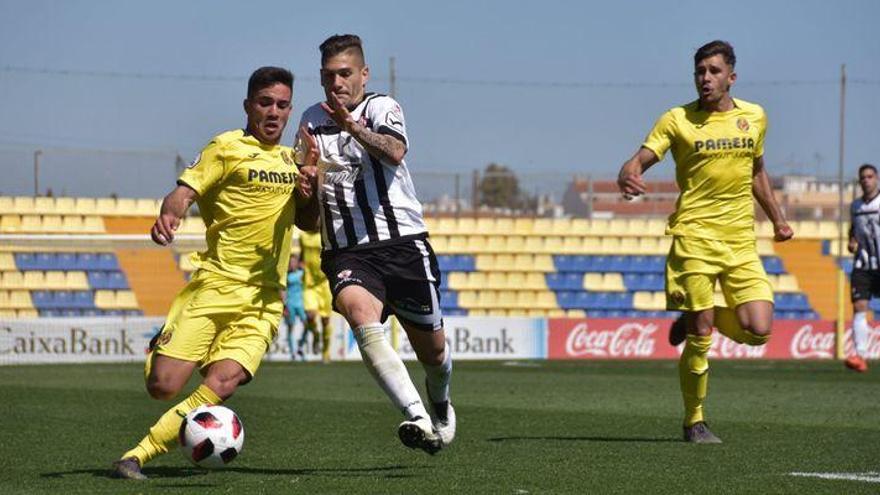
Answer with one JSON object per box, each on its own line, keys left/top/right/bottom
{"left": 295, "top": 34, "right": 454, "bottom": 454}
{"left": 846, "top": 163, "right": 880, "bottom": 372}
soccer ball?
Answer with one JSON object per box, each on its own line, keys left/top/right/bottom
{"left": 178, "top": 405, "right": 244, "bottom": 468}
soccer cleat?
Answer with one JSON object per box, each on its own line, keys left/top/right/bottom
{"left": 111, "top": 457, "right": 147, "bottom": 480}
{"left": 668, "top": 313, "right": 687, "bottom": 346}
{"left": 397, "top": 416, "right": 442, "bottom": 455}
{"left": 430, "top": 401, "right": 456, "bottom": 447}
{"left": 683, "top": 421, "right": 722, "bottom": 444}
{"left": 845, "top": 355, "right": 869, "bottom": 373}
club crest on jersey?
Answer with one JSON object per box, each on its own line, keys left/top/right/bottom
{"left": 736, "top": 117, "right": 750, "bottom": 132}
{"left": 187, "top": 152, "right": 202, "bottom": 169}
{"left": 157, "top": 330, "right": 173, "bottom": 346}
{"left": 337, "top": 269, "right": 353, "bottom": 280}
{"left": 669, "top": 290, "right": 686, "bottom": 307}
{"left": 281, "top": 150, "right": 293, "bottom": 166}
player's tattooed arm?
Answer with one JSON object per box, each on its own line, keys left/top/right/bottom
{"left": 151, "top": 184, "right": 197, "bottom": 246}
{"left": 752, "top": 156, "right": 793, "bottom": 242}
{"left": 322, "top": 94, "right": 406, "bottom": 165}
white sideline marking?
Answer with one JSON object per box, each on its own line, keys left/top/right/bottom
{"left": 789, "top": 471, "right": 880, "bottom": 483}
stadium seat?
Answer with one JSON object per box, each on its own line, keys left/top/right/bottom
{"left": 12, "top": 197, "right": 36, "bottom": 215}
{"left": 583, "top": 273, "right": 604, "bottom": 291}
{"left": 514, "top": 218, "right": 535, "bottom": 236}
{"left": 0, "top": 215, "right": 21, "bottom": 232}
{"left": 543, "top": 236, "right": 564, "bottom": 254}
{"left": 135, "top": 198, "right": 160, "bottom": 217}
{"left": 116, "top": 198, "right": 137, "bottom": 216}
{"left": 456, "top": 290, "right": 478, "bottom": 309}
{"left": 446, "top": 236, "right": 467, "bottom": 253}
{"left": 94, "top": 290, "right": 117, "bottom": 309}
{"left": 83, "top": 216, "right": 105, "bottom": 233}
{"left": 545, "top": 273, "right": 567, "bottom": 290}
{"left": 762, "top": 256, "right": 785, "bottom": 275}
{"left": 429, "top": 235, "right": 449, "bottom": 253}
{"left": 54, "top": 197, "right": 76, "bottom": 215}
{"left": 96, "top": 198, "right": 118, "bottom": 215}
{"left": 97, "top": 253, "right": 119, "bottom": 270}
{"left": 454, "top": 217, "right": 477, "bottom": 235}
{"left": 561, "top": 236, "right": 585, "bottom": 254}
{"left": 599, "top": 237, "right": 621, "bottom": 255}
{"left": 74, "top": 197, "right": 98, "bottom": 215}
{"left": 497, "top": 290, "right": 518, "bottom": 308}
{"left": 1, "top": 271, "right": 24, "bottom": 289}
{"left": 550, "top": 218, "right": 573, "bottom": 235}
{"left": 34, "top": 197, "right": 55, "bottom": 214}
{"left": 41, "top": 215, "right": 63, "bottom": 232}
{"left": 588, "top": 218, "right": 611, "bottom": 236}
{"left": 0, "top": 253, "right": 15, "bottom": 271}
{"left": 16, "top": 308, "right": 38, "bottom": 318}
{"left": 486, "top": 272, "right": 508, "bottom": 289}
{"left": 446, "top": 272, "right": 468, "bottom": 291}
{"left": 44, "top": 271, "right": 67, "bottom": 290}
{"left": 439, "top": 290, "right": 459, "bottom": 309}
{"left": 20, "top": 215, "right": 42, "bottom": 232}
{"left": 65, "top": 272, "right": 89, "bottom": 290}
{"left": 443, "top": 308, "right": 468, "bottom": 317}
{"left": 61, "top": 215, "right": 85, "bottom": 232}
{"left": 495, "top": 218, "right": 515, "bottom": 235}
{"left": 0, "top": 197, "right": 12, "bottom": 214}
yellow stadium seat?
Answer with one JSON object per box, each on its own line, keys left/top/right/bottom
{"left": 0, "top": 309, "right": 14, "bottom": 317}
{"left": 467, "top": 271, "right": 487, "bottom": 289}
{"left": 497, "top": 290, "right": 517, "bottom": 308}
{"left": 454, "top": 217, "right": 477, "bottom": 235}
{"left": 514, "top": 218, "right": 535, "bottom": 236}
{"left": 626, "top": 218, "right": 648, "bottom": 236}
{"left": 96, "top": 198, "right": 119, "bottom": 216}
{"left": 583, "top": 273, "right": 602, "bottom": 291}
{"left": 543, "top": 236, "right": 563, "bottom": 254}
{"left": 0, "top": 253, "right": 15, "bottom": 270}
{"left": 599, "top": 236, "right": 621, "bottom": 254}
{"left": 619, "top": 237, "right": 640, "bottom": 255}
{"left": 756, "top": 239, "right": 774, "bottom": 256}
{"left": 523, "top": 236, "right": 545, "bottom": 254}
{"left": 116, "top": 291, "right": 139, "bottom": 309}
{"left": 560, "top": 236, "right": 583, "bottom": 254}
{"left": 20, "top": 215, "right": 41, "bottom": 232}
{"left": 17, "top": 308, "right": 39, "bottom": 318}
{"left": 550, "top": 218, "right": 572, "bottom": 235}
{"left": 524, "top": 308, "right": 547, "bottom": 317}
{"left": 0, "top": 197, "right": 12, "bottom": 214}
{"left": 475, "top": 217, "right": 496, "bottom": 234}
{"left": 34, "top": 197, "right": 56, "bottom": 214}
{"left": 179, "top": 254, "right": 197, "bottom": 272}
{"left": 570, "top": 218, "right": 590, "bottom": 234}
{"left": 456, "top": 290, "right": 477, "bottom": 309}
{"left": 505, "top": 235, "right": 526, "bottom": 253}
{"left": 83, "top": 216, "right": 105, "bottom": 233}
{"left": 647, "top": 218, "right": 666, "bottom": 235}
{"left": 179, "top": 216, "right": 206, "bottom": 234}
{"left": 59, "top": 215, "right": 84, "bottom": 233}
{"left": 23, "top": 271, "right": 45, "bottom": 289}
{"left": 429, "top": 217, "right": 455, "bottom": 236}
{"left": 524, "top": 272, "right": 548, "bottom": 290}
{"left": 468, "top": 308, "right": 488, "bottom": 317}
{"left": 74, "top": 197, "right": 98, "bottom": 215}
{"left": 0, "top": 290, "right": 9, "bottom": 308}
{"left": 40, "top": 215, "right": 63, "bottom": 232}
{"left": 532, "top": 218, "right": 553, "bottom": 236}
{"left": 777, "top": 274, "right": 800, "bottom": 292}
{"left": 476, "top": 290, "right": 499, "bottom": 309}
{"left": 446, "top": 236, "right": 467, "bottom": 253}
{"left": 135, "top": 198, "right": 159, "bottom": 217}
{"left": 633, "top": 291, "right": 656, "bottom": 310}
{"left": 2, "top": 271, "right": 24, "bottom": 289}
{"left": 12, "top": 196, "right": 36, "bottom": 214}
{"left": 566, "top": 309, "right": 587, "bottom": 318}
{"left": 588, "top": 218, "right": 610, "bottom": 236}
{"left": 447, "top": 272, "right": 469, "bottom": 290}
{"left": 608, "top": 218, "right": 628, "bottom": 235}
{"left": 10, "top": 290, "right": 32, "bottom": 309}
{"left": 505, "top": 271, "right": 525, "bottom": 289}
{"left": 94, "top": 290, "right": 116, "bottom": 308}
{"left": 115, "top": 198, "right": 137, "bottom": 216}
{"left": 486, "top": 272, "right": 508, "bottom": 289}
{"left": 54, "top": 197, "right": 77, "bottom": 215}
{"left": 44, "top": 271, "right": 67, "bottom": 290}
{"left": 0, "top": 214, "right": 18, "bottom": 233}
{"left": 429, "top": 235, "right": 449, "bottom": 253}
{"left": 533, "top": 255, "right": 555, "bottom": 272}
{"left": 475, "top": 254, "right": 495, "bottom": 271}
{"left": 580, "top": 236, "right": 601, "bottom": 254}
{"left": 818, "top": 221, "right": 840, "bottom": 240}
{"left": 653, "top": 291, "right": 668, "bottom": 309}
{"left": 602, "top": 273, "right": 626, "bottom": 291}
{"left": 507, "top": 309, "right": 529, "bottom": 317}
{"left": 504, "top": 254, "right": 530, "bottom": 272}
{"left": 494, "top": 218, "right": 515, "bottom": 235}
{"left": 535, "top": 290, "right": 558, "bottom": 309}
{"left": 468, "top": 235, "right": 495, "bottom": 254}
{"left": 65, "top": 271, "right": 89, "bottom": 290}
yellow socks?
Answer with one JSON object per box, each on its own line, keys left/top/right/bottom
{"left": 713, "top": 306, "right": 769, "bottom": 346}
{"left": 679, "top": 334, "right": 712, "bottom": 426}
{"left": 121, "top": 384, "right": 221, "bottom": 466}
{"left": 322, "top": 320, "right": 333, "bottom": 362}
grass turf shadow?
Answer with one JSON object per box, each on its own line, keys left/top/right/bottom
{"left": 41, "top": 464, "right": 426, "bottom": 480}
{"left": 487, "top": 435, "right": 680, "bottom": 443}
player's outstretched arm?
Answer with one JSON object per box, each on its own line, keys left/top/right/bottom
{"left": 293, "top": 125, "right": 321, "bottom": 232}
{"left": 151, "top": 184, "right": 197, "bottom": 246}
{"left": 321, "top": 93, "right": 406, "bottom": 165}
{"left": 617, "top": 147, "right": 659, "bottom": 199}
{"left": 752, "top": 156, "right": 793, "bottom": 242}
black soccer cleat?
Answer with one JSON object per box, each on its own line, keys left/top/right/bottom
{"left": 668, "top": 313, "right": 687, "bottom": 347}
{"left": 683, "top": 421, "right": 722, "bottom": 444}
{"left": 111, "top": 457, "right": 147, "bottom": 480}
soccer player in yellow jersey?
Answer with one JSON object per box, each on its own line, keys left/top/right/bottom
{"left": 617, "top": 41, "right": 793, "bottom": 443}
{"left": 112, "top": 66, "right": 319, "bottom": 479}
{"left": 297, "top": 229, "right": 335, "bottom": 362}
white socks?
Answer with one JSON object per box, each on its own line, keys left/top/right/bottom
{"left": 353, "top": 323, "right": 429, "bottom": 421}
{"left": 423, "top": 342, "right": 452, "bottom": 404}
{"left": 853, "top": 311, "right": 869, "bottom": 357}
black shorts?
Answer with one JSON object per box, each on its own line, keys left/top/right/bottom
{"left": 321, "top": 236, "right": 443, "bottom": 331}
{"left": 851, "top": 268, "right": 880, "bottom": 302}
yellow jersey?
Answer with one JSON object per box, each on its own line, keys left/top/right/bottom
{"left": 299, "top": 229, "right": 327, "bottom": 287}
{"left": 642, "top": 98, "right": 767, "bottom": 241}
{"left": 179, "top": 129, "right": 298, "bottom": 289}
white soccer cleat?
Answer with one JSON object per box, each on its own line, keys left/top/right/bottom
{"left": 397, "top": 416, "right": 442, "bottom": 455}
{"left": 431, "top": 402, "right": 456, "bottom": 447}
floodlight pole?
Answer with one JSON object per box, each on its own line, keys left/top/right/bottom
{"left": 835, "top": 64, "right": 846, "bottom": 360}
{"left": 33, "top": 150, "right": 42, "bottom": 196}
{"left": 389, "top": 56, "right": 396, "bottom": 99}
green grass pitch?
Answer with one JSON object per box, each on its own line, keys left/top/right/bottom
{"left": 1, "top": 360, "right": 878, "bottom": 494}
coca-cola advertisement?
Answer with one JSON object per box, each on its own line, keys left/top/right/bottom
{"left": 547, "top": 318, "right": 867, "bottom": 360}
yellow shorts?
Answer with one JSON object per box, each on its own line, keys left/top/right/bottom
{"left": 303, "top": 282, "right": 332, "bottom": 318}
{"left": 149, "top": 269, "right": 283, "bottom": 379}
{"left": 665, "top": 236, "right": 773, "bottom": 312}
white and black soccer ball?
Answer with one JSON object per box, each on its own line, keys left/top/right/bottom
{"left": 178, "top": 405, "right": 244, "bottom": 468}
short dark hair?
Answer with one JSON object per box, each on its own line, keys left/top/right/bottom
{"left": 858, "top": 163, "right": 877, "bottom": 177}
{"left": 320, "top": 34, "right": 365, "bottom": 65}
{"left": 694, "top": 40, "right": 736, "bottom": 68}
{"left": 247, "top": 66, "right": 293, "bottom": 99}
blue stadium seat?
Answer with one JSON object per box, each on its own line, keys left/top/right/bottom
{"left": 437, "top": 255, "right": 475, "bottom": 272}
{"left": 72, "top": 290, "right": 95, "bottom": 309}
{"left": 545, "top": 273, "right": 567, "bottom": 290}
{"left": 14, "top": 253, "right": 38, "bottom": 270}
{"left": 31, "top": 290, "right": 52, "bottom": 309}
{"left": 39, "top": 309, "right": 62, "bottom": 317}
{"left": 839, "top": 258, "right": 853, "bottom": 274}
{"left": 87, "top": 271, "right": 108, "bottom": 289}
{"left": 97, "top": 253, "right": 119, "bottom": 271}
{"left": 775, "top": 293, "right": 811, "bottom": 311}
{"left": 61, "top": 309, "right": 83, "bottom": 317}
{"left": 563, "top": 273, "right": 583, "bottom": 290}
{"left": 591, "top": 256, "right": 610, "bottom": 273}
{"left": 553, "top": 255, "right": 574, "bottom": 272}
{"left": 609, "top": 256, "right": 630, "bottom": 273}
{"left": 439, "top": 275, "right": 450, "bottom": 290}
{"left": 107, "top": 271, "right": 129, "bottom": 290}
{"left": 125, "top": 309, "right": 144, "bottom": 317}
{"left": 57, "top": 252, "right": 77, "bottom": 270}
{"left": 556, "top": 291, "right": 577, "bottom": 309}
{"left": 74, "top": 253, "right": 101, "bottom": 271}
{"left": 443, "top": 308, "right": 468, "bottom": 317}
{"left": 762, "top": 256, "right": 785, "bottom": 275}
{"left": 623, "top": 273, "right": 642, "bottom": 291}
{"left": 35, "top": 253, "right": 60, "bottom": 271}
{"left": 642, "top": 273, "right": 664, "bottom": 291}
{"left": 440, "top": 290, "right": 459, "bottom": 309}
{"left": 82, "top": 308, "right": 101, "bottom": 317}
{"left": 104, "top": 309, "right": 125, "bottom": 316}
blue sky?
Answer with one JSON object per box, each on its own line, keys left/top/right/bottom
{"left": 0, "top": 0, "right": 878, "bottom": 198}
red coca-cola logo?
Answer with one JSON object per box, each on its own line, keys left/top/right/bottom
{"left": 564, "top": 322, "right": 658, "bottom": 358}
{"left": 707, "top": 335, "right": 767, "bottom": 359}
{"left": 790, "top": 325, "right": 835, "bottom": 359}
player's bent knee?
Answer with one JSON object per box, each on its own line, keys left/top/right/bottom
{"left": 146, "top": 376, "right": 184, "bottom": 401}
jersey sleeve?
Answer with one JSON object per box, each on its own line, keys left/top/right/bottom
{"left": 754, "top": 109, "right": 768, "bottom": 159}
{"left": 178, "top": 138, "right": 226, "bottom": 196}
{"left": 641, "top": 110, "right": 676, "bottom": 161}
{"left": 368, "top": 96, "right": 408, "bottom": 148}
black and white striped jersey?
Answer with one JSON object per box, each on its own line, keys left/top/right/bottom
{"left": 852, "top": 193, "right": 880, "bottom": 270}
{"left": 297, "top": 93, "right": 427, "bottom": 252}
